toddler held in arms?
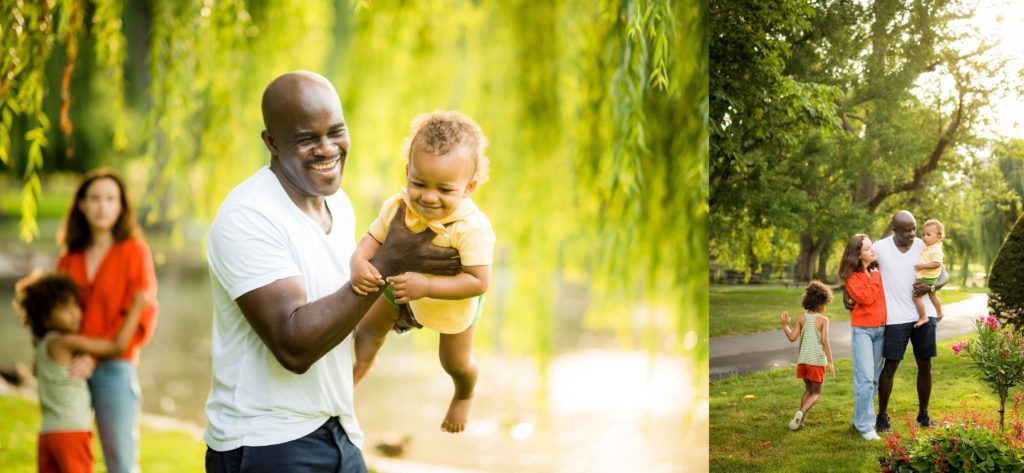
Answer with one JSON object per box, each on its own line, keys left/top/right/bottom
{"left": 350, "top": 110, "right": 495, "bottom": 433}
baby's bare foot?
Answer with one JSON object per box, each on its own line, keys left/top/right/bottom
{"left": 441, "top": 396, "right": 474, "bottom": 433}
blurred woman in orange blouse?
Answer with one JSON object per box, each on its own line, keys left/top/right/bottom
{"left": 57, "top": 168, "right": 159, "bottom": 473}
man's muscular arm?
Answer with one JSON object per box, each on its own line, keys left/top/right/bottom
{"left": 235, "top": 203, "right": 460, "bottom": 373}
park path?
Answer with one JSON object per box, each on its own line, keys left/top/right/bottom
{"left": 709, "top": 294, "right": 989, "bottom": 380}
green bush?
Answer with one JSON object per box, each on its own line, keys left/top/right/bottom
{"left": 952, "top": 317, "right": 1024, "bottom": 431}
{"left": 989, "top": 214, "right": 1024, "bottom": 325}
{"left": 879, "top": 416, "right": 1024, "bottom": 473}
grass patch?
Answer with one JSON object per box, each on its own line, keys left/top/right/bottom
{"left": 0, "top": 395, "right": 206, "bottom": 473}
{"left": 710, "top": 288, "right": 974, "bottom": 337}
{"left": 709, "top": 337, "right": 1018, "bottom": 472}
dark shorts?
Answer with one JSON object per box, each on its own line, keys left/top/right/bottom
{"left": 205, "top": 417, "right": 367, "bottom": 473}
{"left": 883, "top": 319, "right": 937, "bottom": 361}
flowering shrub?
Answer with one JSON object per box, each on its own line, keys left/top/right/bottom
{"left": 952, "top": 316, "right": 1024, "bottom": 430}
{"left": 879, "top": 401, "right": 1024, "bottom": 473}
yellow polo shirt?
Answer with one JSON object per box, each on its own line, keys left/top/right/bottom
{"left": 916, "top": 242, "right": 943, "bottom": 279}
{"left": 368, "top": 190, "right": 495, "bottom": 334}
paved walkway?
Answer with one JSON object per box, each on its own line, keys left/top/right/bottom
{"left": 710, "top": 294, "right": 989, "bottom": 380}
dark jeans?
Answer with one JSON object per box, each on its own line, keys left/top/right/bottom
{"left": 205, "top": 417, "right": 367, "bottom": 473}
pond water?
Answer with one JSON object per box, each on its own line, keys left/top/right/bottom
{"left": 0, "top": 261, "right": 706, "bottom": 472}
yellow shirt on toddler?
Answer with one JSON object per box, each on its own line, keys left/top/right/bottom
{"left": 916, "top": 241, "right": 943, "bottom": 279}
{"left": 367, "top": 190, "right": 495, "bottom": 334}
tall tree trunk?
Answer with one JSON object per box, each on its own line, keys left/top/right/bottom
{"left": 796, "top": 234, "right": 829, "bottom": 281}
{"left": 815, "top": 237, "right": 834, "bottom": 282}
{"left": 746, "top": 246, "right": 760, "bottom": 281}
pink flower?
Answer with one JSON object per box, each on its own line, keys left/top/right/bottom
{"left": 978, "top": 316, "right": 1000, "bottom": 331}
{"left": 987, "top": 316, "right": 1000, "bottom": 330}
{"left": 952, "top": 340, "right": 967, "bottom": 356}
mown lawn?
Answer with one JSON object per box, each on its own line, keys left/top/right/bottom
{"left": 0, "top": 395, "right": 206, "bottom": 473}
{"left": 710, "top": 288, "right": 973, "bottom": 337}
{"left": 710, "top": 336, "right": 1018, "bottom": 472}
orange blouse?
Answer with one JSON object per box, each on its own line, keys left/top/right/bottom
{"left": 846, "top": 269, "right": 886, "bottom": 328}
{"left": 57, "top": 238, "right": 159, "bottom": 363}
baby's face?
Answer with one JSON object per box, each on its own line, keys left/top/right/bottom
{"left": 405, "top": 143, "right": 477, "bottom": 221}
{"left": 922, "top": 225, "right": 941, "bottom": 246}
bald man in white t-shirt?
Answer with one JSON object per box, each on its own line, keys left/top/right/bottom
{"left": 204, "top": 71, "right": 463, "bottom": 472}
{"left": 871, "top": 211, "right": 948, "bottom": 433}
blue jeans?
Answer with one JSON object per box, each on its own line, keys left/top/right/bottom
{"left": 88, "top": 360, "right": 141, "bottom": 473}
{"left": 851, "top": 326, "right": 885, "bottom": 433}
{"left": 205, "top": 417, "right": 368, "bottom": 473}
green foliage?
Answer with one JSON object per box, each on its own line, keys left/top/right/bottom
{"left": 879, "top": 405, "right": 1024, "bottom": 473}
{"left": 952, "top": 316, "right": 1024, "bottom": 431}
{"left": 989, "top": 213, "right": 1024, "bottom": 324}
{"left": 881, "top": 422, "right": 1024, "bottom": 473}
{"left": 1, "top": 1, "right": 704, "bottom": 373}
{"left": 711, "top": 0, "right": 1022, "bottom": 282}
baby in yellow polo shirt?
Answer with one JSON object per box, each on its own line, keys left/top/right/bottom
{"left": 350, "top": 110, "right": 495, "bottom": 434}
{"left": 913, "top": 219, "right": 944, "bottom": 328}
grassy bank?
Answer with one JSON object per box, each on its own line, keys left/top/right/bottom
{"left": 0, "top": 395, "right": 205, "bottom": 472}
{"left": 710, "top": 337, "right": 1016, "bottom": 472}
{"left": 710, "top": 288, "right": 973, "bottom": 337}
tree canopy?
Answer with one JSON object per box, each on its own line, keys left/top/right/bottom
{"left": 711, "top": 0, "right": 1023, "bottom": 283}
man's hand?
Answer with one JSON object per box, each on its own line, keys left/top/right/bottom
{"left": 389, "top": 272, "right": 430, "bottom": 304}
{"left": 68, "top": 355, "right": 95, "bottom": 380}
{"left": 912, "top": 282, "right": 933, "bottom": 297}
{"left": 371, "top": 202, "right": 461, "bottom": 278}
{"left": 350, "top": 259, "right": 385, "bottom": 295}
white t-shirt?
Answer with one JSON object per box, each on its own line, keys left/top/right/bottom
{"left": 203, "top": 167, "right": 362, "bottom": 451}
{"left": 876, "top": 235, "right": 937, "bottom": 325}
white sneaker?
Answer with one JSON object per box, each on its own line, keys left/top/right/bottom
{"left": 862, "top": 430, "right": 882, "bottom": 441}
{"left": 788, "top": 410, "right": 803, "bottom": 431}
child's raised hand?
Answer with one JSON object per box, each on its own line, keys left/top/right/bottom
{"left": 388, "top": 272, "right": 429, "bottom": 304}
{"left": 781, "top": 311, "right": 790, "bottom": 327}
{"left": 351, "top": 259, "right": 385, "bottom": 296}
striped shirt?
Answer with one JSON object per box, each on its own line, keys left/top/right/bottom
{"left": 796, "top": 313, "right": 828, "bottom": 367}
{"left": 36, "top": 332, "right": 92, "bottom": 433}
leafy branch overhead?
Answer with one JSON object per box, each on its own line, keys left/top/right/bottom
{"left": 1, "top": 1, "right": 705, "bottom": 363}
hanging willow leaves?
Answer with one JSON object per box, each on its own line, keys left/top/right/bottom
{"left": 1, "top": 1, "right": 706, "bottom": 378}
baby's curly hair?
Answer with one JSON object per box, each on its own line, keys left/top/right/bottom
{"left": 801, "top": 280, "right": 834, "bottom": 311}
{"left": 401, "top": 110, "right": 490, "bottom": 185}
{"left": 923, "top": 219, "right": 945, "bottom": 238}
{"left": 12, "top": 270, "right": 81, "bottom": 340}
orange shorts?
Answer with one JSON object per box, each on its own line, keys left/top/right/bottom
{"left": 38, "top": 430, "right": 93, "bottom": 473}
{"left": 796, "top": 363, "right": 825, "bottom": 383}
